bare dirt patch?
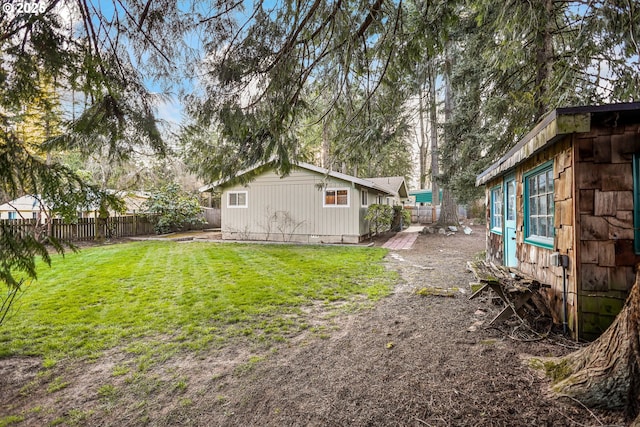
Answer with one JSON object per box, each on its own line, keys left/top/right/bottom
{"left": 1, "top": 224, "right": 627, "bottom": 426}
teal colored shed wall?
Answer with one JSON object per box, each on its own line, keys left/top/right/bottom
{"left": 409, "top": 189, "right": 443, "bottom": 204}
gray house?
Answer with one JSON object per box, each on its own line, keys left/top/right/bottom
{"left": 200, "top": 161, "right": 409, "bottom": 243}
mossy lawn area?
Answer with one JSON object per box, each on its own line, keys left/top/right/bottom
{"left": 0, "top": 241, "right": 394, "bottom": 365}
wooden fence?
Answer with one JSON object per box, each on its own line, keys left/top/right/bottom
{"left": 0, "top": 216, "right": 157, "bottom": 242}
{"left": 0, "top": 207, "right": 222, "bottom": 242}
{"left": 202, "top": 207, "right": 221, "bottom": 228}
{"left": 405, "top": 206, "right": 437, "bottom": 224}
{"left": 404, "top": 205, "right": 468, "bottom": 224}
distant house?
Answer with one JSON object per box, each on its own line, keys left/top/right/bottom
{"left": 1, "top": 191, "right": 149, "bottom": 221}
{"left": 79, "top": 191, "right": 150, "bottom": 218}
{"left": 200, "top": 161, "right": 409, "bottom": 243}
{"left": 476, "top": 102, "right": 640, "bottom": 340}
{"left": 0, "top": 195, "right": 48, "bottom": 220}
{"left": 119, "top": 191, "right": 149, "bottom": 214}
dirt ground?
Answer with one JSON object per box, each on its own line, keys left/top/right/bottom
{"left": 0, "top": 224, "right": 629, "bottom": 426}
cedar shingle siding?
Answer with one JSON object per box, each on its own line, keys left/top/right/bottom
{"left": 478, "top": 103, "right": 640, "bottom": 340}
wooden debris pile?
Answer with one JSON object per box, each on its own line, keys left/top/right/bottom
{"left": 467, "top": 260, "right": 553, "bottom": 339}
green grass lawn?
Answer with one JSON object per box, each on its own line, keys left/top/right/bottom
{"left": 0, "top": 241, "right": 395, "bottom": 365}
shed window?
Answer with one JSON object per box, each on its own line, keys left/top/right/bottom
{"left": 634, "top": 154, "right": 640, "bottom": 254}
{"left": 490, "top": 186, "right": 503, "bottom": 233}
{"left": 8, "top": 211, "right": 16, "bottom": 220}
{"left": 228, "top": 191, "right": 248, "bottom": 208}
{"left": 361, "top": 190, "right": 368, "bottom": 207}
{"left": 524, "top": 162, "right": 554, "bottom": 248}
{"left": 324, "top": 188, "right": 349, "bottom": 207}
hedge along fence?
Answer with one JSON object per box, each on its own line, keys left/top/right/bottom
{"left": 0, "top": 215, "right": 157, "bottom": 242}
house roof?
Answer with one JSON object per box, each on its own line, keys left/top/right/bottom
{"left": 368, "top": 177, "right": 409, "bottom": 198}
{"left": 0, "top": 195, "right": 47, "bottom": 211}
{"left": 1, "top": 191, "right": 150, "bottom": 214}
{"left": 81, "top": 190, "right": 150, "bottom": 212}
{"left": 199, "top": 161, "right": 407, "bottom": 197}
{"left": 476, "top": 102, "right": 640, "bottom": 186}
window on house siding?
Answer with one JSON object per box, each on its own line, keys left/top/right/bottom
{"left": 490, "top": 186, "right": 503, "bottom": 233}
{"left": 8, "top": 211, "right": 16, "bottom": 220}
{"left": 634, "top": 153, "right": 640, "bottom": 254}
{"left": 228, "top": 191, "right": 248, "bottom": 208}
{"left": 524, "top": 162, "right": 554, "bottom": 248}
{"left": 324, "top": 188, "right": 349, "bottom": 207}
{"left": 361, "top": 190, "right": 368, "bottom": 207}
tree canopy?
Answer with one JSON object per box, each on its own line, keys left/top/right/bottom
{"left": 182, "top": 0, "right": 415, "bottom": 181}
{"left": 1, "top": 0, "right": 170, "bottom": 291}
{"left": 439, "top": 0, "right": 640, "bottom": 203}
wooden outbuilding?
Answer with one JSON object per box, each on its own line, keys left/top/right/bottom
{"left": 476, "top": 102, "right": 640, "bottom": 340}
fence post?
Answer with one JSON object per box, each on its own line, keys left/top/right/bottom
{"left": 94, "top": 211, "right": 99, "bottom": 241}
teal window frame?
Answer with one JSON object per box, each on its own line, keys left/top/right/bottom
{"left": 490, "top": 186, "right": 503, "bottom": 234}
{"left": 523, "top": 161, "right": 555, "bottom": 249}
{"left": 634, "top": 154, "right": 640, "bottom": 254}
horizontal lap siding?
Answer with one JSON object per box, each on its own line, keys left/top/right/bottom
{"left": 575, "top": 122, "right": 640, "bottom": 340}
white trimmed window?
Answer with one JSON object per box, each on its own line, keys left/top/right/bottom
{"left": 228, "top": 191, "right": 248, "bottom": 208}
{"left": 7, "top": 211, "right": 16, "bottom": 219}
{"left": 324, "top": 188, "right": 349, "bottom": 207}
{"left": 361, "top": 190, "right": 368, "bottom": 207}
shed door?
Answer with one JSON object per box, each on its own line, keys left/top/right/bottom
{"left": 504, "top": 176, "right": 517, "bottom": 267}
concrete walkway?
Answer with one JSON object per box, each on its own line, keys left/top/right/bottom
{"left": 382, "top": 226, "right": 422, "bottom": 250}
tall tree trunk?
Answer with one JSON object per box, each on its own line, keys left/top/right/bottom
{"left": 437, "top": 45, "right": 458, "bottom": 226}
{"left": 543, "top": 265, "right": 640, "bottom": 423}
{"left": 438, "top": 188, "right": 459, "bottom": 226}
{"left": 427, "top": 60, "right": 439, "bottom": 207}
{"left": 418, "top": 90, "right": 428, "bottom": 190}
